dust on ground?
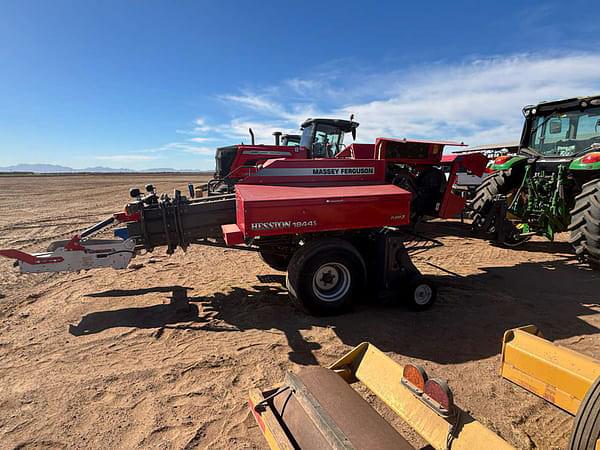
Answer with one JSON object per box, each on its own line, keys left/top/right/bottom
{"left": 0, "top": 174, "right": 599, "bottom": 449}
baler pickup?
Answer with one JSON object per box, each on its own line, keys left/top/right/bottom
{"left": 249, "top": 343, "right": 514, "bottom": 450}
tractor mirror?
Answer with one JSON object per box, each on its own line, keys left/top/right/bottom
{"left": 595, "top": 119, "right": 600, "bottom": 133}
{"left": 549, "top": 119, "right": 563, "bottom": 134}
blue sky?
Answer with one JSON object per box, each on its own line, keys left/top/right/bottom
{"left": 1, "top": 0, "right": 600, "bottom": 170}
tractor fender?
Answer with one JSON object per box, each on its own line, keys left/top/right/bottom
{"left": 488, "top": 155, "right": 528, "bottom": 172}
{"left": 569, "top": 154, "right": 600, "bottom": 171}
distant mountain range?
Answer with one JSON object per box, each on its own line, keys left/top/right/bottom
{"left": 0, "top": 163, "right": 208, "bottom": 173}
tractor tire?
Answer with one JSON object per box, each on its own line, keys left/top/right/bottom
{"left": 468, "top": 171, "right": 529, "bottom": 246}
{"left": 286, "top": 239, "right": 366, "bottom": 316}
{"left": 568, "top": 180, "right": 600, "bottom": 270}
{"left": 569, "top": 376, "right": 600, "bottom": 450}
{"left": 259, "top": 251, "right": 291, "bottom": 271}
{"left": 468, "top": 171, "right": 511, "bottom": 230}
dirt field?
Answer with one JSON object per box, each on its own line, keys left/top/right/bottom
{"left": 0, "top": 174, "right": 599, "bottom": 450}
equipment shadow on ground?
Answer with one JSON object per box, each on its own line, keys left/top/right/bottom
{"left": 418, "top": 220, "right": 578, "bottom": 256}
{"left": 190, "top": 258, "right": 600, "bottom": 365}
{"left": 69, "top": 286, "right": 198, "bottom": 336}
{"left": 74, "top": 258, "right": 600, "bottom": 366}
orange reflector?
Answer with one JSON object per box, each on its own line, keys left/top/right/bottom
{"left": 402, "top": 364, "right": 428, "bottom": 393}
{"left": 423, "top": 378, "right": 454, "bottom": 416}
{"left": 582, "top": 152, "right": 600, "bottom": 164}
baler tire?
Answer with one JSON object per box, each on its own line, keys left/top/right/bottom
{"left": 568, "top": 180, "right": 600, "bottom": 271}
{"left": 259, "top": 251, "right": 291, "bottom": 272}
{"left": 404, "top": 276, "right": 437, "bottom": 311}
{"left": 569, "top": 376, "right": 600, "bottom": 450}
{"left": 286, "top": 239, "right": 366, "bottom": 316}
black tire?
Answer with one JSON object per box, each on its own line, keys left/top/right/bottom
{"left": 414, "top": 167, "right": 447, "bottom": 216}
{"left": 392, "top": 170, "right": 419, "bottom": 223}
{"left": 259, "top": 251, "right": 291, "bottom": 271}
{"left": 568, "top": 180, "right": 600, "bottom": 270}
{"left": 569, "top": 376, "right": 600, "bottom": 450}
{"left": 468, "top": 171, "right": 511, "bottom": 231}
{"left": 404, "top": 276, "right": 437, "bottom": 311}
{"left": 286, "top": 239, "right": 366, "bottom": 316}
{"left": 468, "top": 171, "right": 528, "bottom": 246}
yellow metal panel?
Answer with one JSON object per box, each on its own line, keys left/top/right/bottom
{"left": 330, "top": 343, "right": 514, "bottom": 450}
{"left": 501, "top": 326, "right": 600, "bottom": 415}
{"left": 248, "top": 389, "right": 293, "bottom": 450}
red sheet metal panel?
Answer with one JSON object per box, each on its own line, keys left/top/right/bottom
{"left": 335, "top": 143, "right": 376, "bottom": 159}
{"left": 236, "top": 184, "right": 411, "bottom": 238}
{"left": 441, "top": 152, "right": 488, "bottom": 177}
{"left": 239, "top": 158, "right": 386, "bottom": 186}
{"left": 228, "top": 145, "right": 308, "bottom": 179}
{"left": 221, "top": 223, "right": 244, "bottom": 245}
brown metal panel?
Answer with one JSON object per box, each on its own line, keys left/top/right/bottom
{"left": 272, "top": 367, "right": 413, "bottom": 450}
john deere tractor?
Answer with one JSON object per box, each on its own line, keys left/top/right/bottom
{"left": 469, "top": 94, "right": 600, "bottom": 269}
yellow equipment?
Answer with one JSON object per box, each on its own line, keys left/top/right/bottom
{"left": 501, "top": 325, "right": 600, "bottom": 450}
{"left": 249, "top": 342, "right": 514, "bottom": 450}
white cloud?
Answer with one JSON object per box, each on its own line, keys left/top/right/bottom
{"left": 214, "top": 53, "right": 600, "bottom": 147}
{"left": 336, "top": 54, "right": 600, "bottom": 145}
{"left": 181, "top": 146, "right": 214, "bottom": 155}
{"left": 140, "top": 52, "right": 600, "bottom": 167}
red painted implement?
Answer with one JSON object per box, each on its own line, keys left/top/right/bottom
{"left": 0, "top": 117, "right": 488, "bottom": 315}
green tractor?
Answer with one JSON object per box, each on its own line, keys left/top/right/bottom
{"left": 469, "top": 94, "right": 600, "bottom": 269}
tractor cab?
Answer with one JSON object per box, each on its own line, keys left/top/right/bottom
{"left": 210, "top": 118, "right": 358, "bottom": 195}
{"left": 299, "top": 118, "right": 359, "bottom": 158}
{"left": 520, "top": 95, "right": 600, "bottom": 160}
{"left": 281, "top": 133, "right": 301, "bottom": 146}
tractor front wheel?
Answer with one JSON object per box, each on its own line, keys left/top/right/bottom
{"left": 468, "top": 171, "right": 528, "bottom": 246}
{"left": 568, "top": 179, "right": 600, "bottom": 270}
{"left": 469, "top": 171, "right": 511, "bottom": 232}
{"left": 286, "top": 239, "right": 366, "bottom": 316}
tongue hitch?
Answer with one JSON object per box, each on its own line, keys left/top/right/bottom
{"left": 0, "top": 214, "right": 137, "bottom": 273}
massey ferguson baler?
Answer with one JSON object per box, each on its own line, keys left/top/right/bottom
{"left": 0, "top": 136, "right": 487, "bottom": 315}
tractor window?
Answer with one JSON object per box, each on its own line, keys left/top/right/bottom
{"left": 300, "top": 125, "right": 315, "bottom": 149}
{"left": 299, "top": 122, "right": 345, "bottom": 157}
{"left": 528, "top": 106, "right": 600, "bottom": 156}
{"left": 577, "top": 114, "right": 600, "bottom": 140}
{"left": 532, "top": 116, "right": 569, "bottom": 145}
{"left": 313, "top": 126, "right": 344, "bottom": 157}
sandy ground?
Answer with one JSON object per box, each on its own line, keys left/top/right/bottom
{"left": 0, "top": 174, "right": 599, "bottom": 450}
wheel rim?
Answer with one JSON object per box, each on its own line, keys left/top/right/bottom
{"left": 312, "top": 263, "right": 351, "bottom": 302}
{"left": 414, "top": 284, "right": 433, "bottom": 306}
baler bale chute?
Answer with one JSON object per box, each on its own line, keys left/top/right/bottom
{"left": 501, "top": 325, "right": 600, "bottom": 450}
{"left": 249, "top": 342, "right": 514, "bottom": 450}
